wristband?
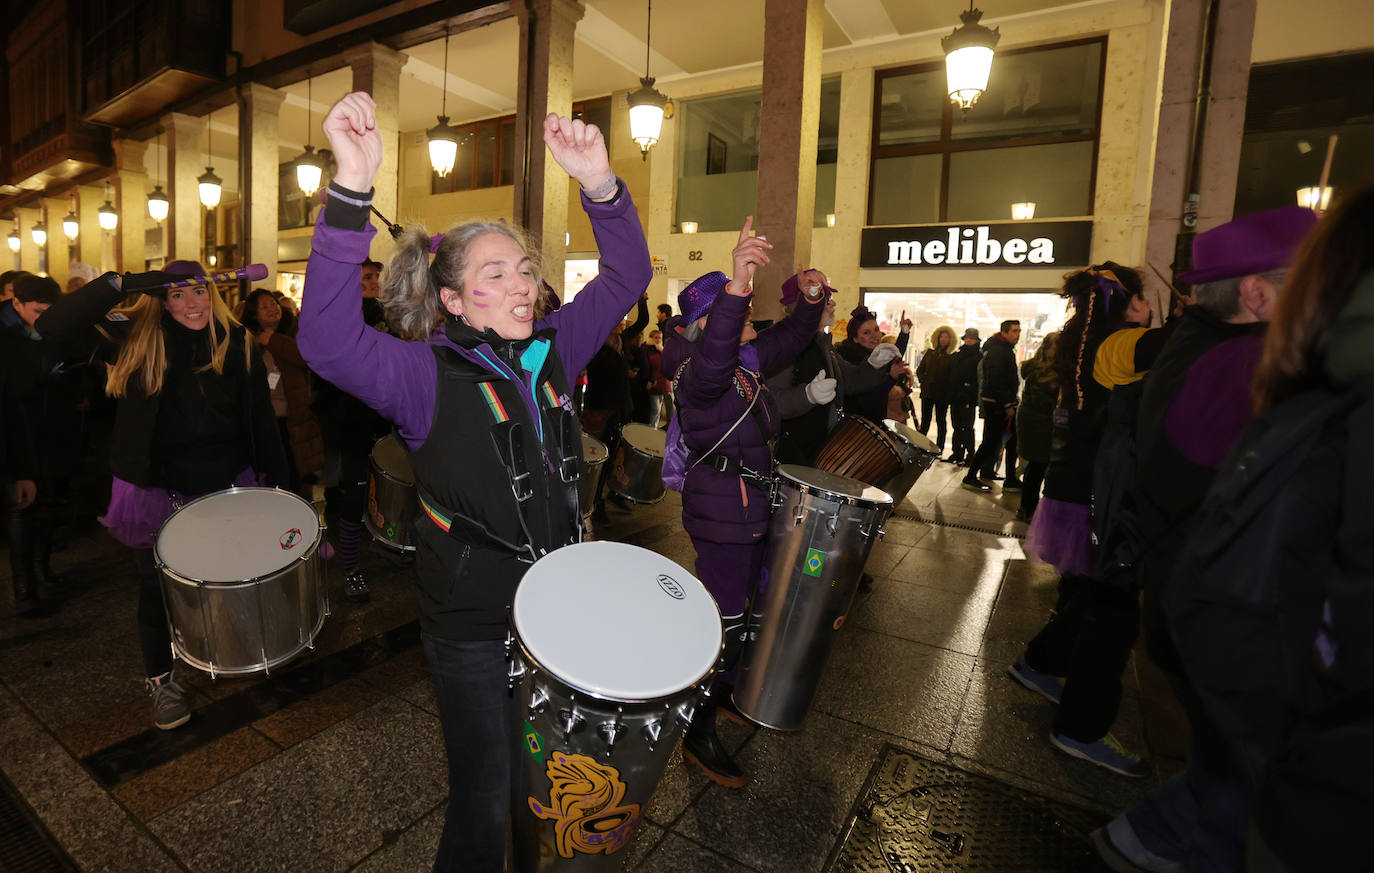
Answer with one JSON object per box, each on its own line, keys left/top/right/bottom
{"left": 581, "top": 175, "right": 618, "bottom": 202}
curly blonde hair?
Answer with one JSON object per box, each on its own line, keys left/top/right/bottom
{"left": 105, "top": 283, "right": 251, "bottom": 397}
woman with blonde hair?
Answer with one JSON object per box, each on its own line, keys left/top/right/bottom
{"left": 297, "top": 92, "right": 651, "bottom": 872}
{"left": 35, "top": 260, "right": 287, "bottom": 730}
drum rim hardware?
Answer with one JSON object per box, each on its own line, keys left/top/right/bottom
{"left": 773, "top": 465, "right": 893, "bottom": 510}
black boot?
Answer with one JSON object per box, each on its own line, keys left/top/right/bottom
{"left": 32, "top": 513, "right": 59, "bottom": 588}
{"left": 682, "top": 724, "right": 746, "bottom": 788}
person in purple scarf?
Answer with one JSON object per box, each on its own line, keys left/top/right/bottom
{"left": 662, "top": 220, "right": 827, "bottom": 786}
{"left": 296, "top": 92, "right": 651, "bottom": 872}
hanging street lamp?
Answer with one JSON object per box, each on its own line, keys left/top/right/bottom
{"left": 149, "top": 130, "right": 170, "bottom": 221}
{"left": 7, "top": 225, "right": 20, "bottom": 253}
{"left": 97, "top": 182, "right": 119, "bottom": 231}
{"left": 63, "top": 211, "right": 80, "bottom": 241}
{"left": 199, "top": 117, "right": 223, "bottom": 208}
{"left": 296, "top": 73, "right": 325, "bottom": 196}
{"left": 31, "top": 220, "right": 47, "bottom": 247}
{"left": 942, "top": 2, "right": 1000, "bottom": 112}
{"left": 627, "top": 1, "right": 672, "bottom": 159}
{"left": 428, "top": 29, "right": 460, "bottom": 177}
{"left": 1296, "top": 186, "right": 1333, "bottom": 212}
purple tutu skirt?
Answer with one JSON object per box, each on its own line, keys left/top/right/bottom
{"left": 101, "top": 469, "right": 263, "bottom": 549}
{"left": 1022, "top": 496, "right": 1094, "bottom": 577}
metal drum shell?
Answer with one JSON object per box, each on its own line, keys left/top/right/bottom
{"left": 366, "top": 435, "right": 417, "bottom": 552}
{"left": 880, "top": 418, "right": 940, "bottom": 506}
{"left": 155, "top": 488, "right": 328, "bottom": 678}
{"left": 579, "top": 432, "right": 609, "bottom": 518}
{"left": 609, "top": 423, "right": 667, "bottom": 505}
{"left": 733, "top": 466, "right": 892, "bottom": 731}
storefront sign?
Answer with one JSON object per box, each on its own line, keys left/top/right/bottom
{"left": 860, "top": 221, "right": 1092, "bottom": 269}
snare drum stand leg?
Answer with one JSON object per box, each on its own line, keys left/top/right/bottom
{"left": 254, "top": 576, "right": 271, "bottom": 676}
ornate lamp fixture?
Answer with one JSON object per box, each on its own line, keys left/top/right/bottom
{"left": 198, "top": 117, "right": 223, "bottom": 209}
{"left": 31, "top": 218, "right": 47, "bottom": 247}
{"left": 428, "top": 28, "right": 459, "bottom": 177}
{"left": 942, "top": 2, "right": 1000, "bottom": 112}
{"left": 7, "top": 222, "right": 20, "bottom": 253}
{"left": 148, "top": 130, "right": 170, "bottom": 222}
{"left": 626, "top": 1, "right": 673, "bottom": 159}
{"left": 296, "top": 73, "right": 325, "bottom": 196}
{"left": 62, "top": 193, "right": 80, "bottom": 241}
{"left": 97, "top": 182, "right": 119, "bottom": 231}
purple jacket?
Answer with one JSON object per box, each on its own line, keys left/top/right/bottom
{"left": 664, "top": 291, "right": 824, "bottom": 543}
{"left": 297, "top": 184, "right": 651, "bottom": 452}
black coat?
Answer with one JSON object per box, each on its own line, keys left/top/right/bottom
{"left": 978, "top": 333, "right": 1020, "bottom": 410}
{"left": 0, "top": 323, "right": 87, "bottom": 482}
{"left": 948, "top": 343, "right": 982, "bottom": 404}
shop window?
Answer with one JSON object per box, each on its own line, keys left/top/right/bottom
{"left": 869, "top": 38, "right": 1105, "bottom": 225}
{"left": 674, "top": 78, "right": 841, "bottom": 233}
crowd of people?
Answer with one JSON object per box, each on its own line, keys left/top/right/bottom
{"left": 1, "top": 83, "right": 1369, "bottom": 873}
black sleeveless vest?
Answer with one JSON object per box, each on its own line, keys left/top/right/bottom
{"left": 406, "top": 326, "right": 585, "bottom": 641}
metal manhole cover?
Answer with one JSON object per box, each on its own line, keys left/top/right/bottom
{"left": 826, "top": 745, "right": 1106, "bottom": 872}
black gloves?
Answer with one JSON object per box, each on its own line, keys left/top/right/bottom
{"left": 118, "top": 270, "right": 178, "bottom": 298}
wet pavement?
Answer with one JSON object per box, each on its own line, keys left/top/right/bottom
{"left": 0, "top": 461, "right": 1184, "bottom": 872}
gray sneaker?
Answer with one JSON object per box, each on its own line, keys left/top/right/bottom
{"left": 146, "top": 672, "right": 190, "bottom": 730}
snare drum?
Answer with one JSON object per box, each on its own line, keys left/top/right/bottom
{"left": 156, "top": 488, "right": 328, "bottom": 677}
{"left": 609, "top": 423, "right": 667, "bottom": 504}
{"left": 579, "top": 432, "right": 609, "bottom": 518}
{"left": 813, "top": 415, "right": 905, "bottom": 488}
{"left": 734, "top": 466, "right": 892, "bottom": 730}
{"left": 881, "top": 418, "right": 940, "bottom": 505}
{"left": 509, "top": 542, "right": 721, "bottom": 869}
{"left": 366, "top": 435, "right": 417, "bottom": 551}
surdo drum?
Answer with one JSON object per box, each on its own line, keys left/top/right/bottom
{"left": 508, "top": 542, "right": 721, "bottom": 869}
{"left": 609, "top": 423, "right": 667, "bottom": 504}
{"left": 733, "top": 466, "right": 892, "bottom": 730}
{"left": 881, "top": 418, "right": 940, "bottom": 506}
{"left": 366, "top": 434, "right": 417, "bottom": 552}
{"left": 579, "top": 432, "right": 609, "bottom": 519}
{"left": 155, "top": 488, "right": 328, "bottom": 677}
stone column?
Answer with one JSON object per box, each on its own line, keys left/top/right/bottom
{"left": 514, "top": 0, "right": 584, "bottom": 290}
{"left": 825, "top": 67, "right": 875, "bottom": 313}
{"left": 113, "top": 138, "right": 149, "bottom": 273}
{"left": 751, "top": 0, "right": 825, "bottom": 321}
{"left": 163, "top": 112, "right": 208, "bottom": 263}
{"left": 1143, "top": 0, "right": 1256, "bottom": 312}
{"left": 241, "top": 83, "right": 286, "bottom": 279}
{"left": 346, "top": 42, "right": 408, "bottom": 262}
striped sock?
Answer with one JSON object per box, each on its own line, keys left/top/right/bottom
{"left": 337, "top": 517, "right": 363, "bottom": 574}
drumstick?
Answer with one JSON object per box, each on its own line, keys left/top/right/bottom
{"left": 143, "top": 264, "right": 270, "bottom": 290}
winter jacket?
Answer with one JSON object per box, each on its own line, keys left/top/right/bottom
{"left": 915, "top": 326, "right": 956, "bottom": 403}
{"left": 297, "top": 179, "right": 650, "bottom": 640}
{"left": 948, "top": 342, "right": 982, "bottom": 404}
{"left": 263, "top": 330, "right": 324, "bottom": 478}
{"left": 664, "top": 291, "right": 823, "bottom": 544}
{"left": 766, "top": 329, "right": 890, "bottom": 466}
{"left": 0, "top": 323, "right": 86, "bottom": 482}
{"left": 835, "top": 330, "right": 909, "bottom": 423}
{"left": 1016, "top": 358, "right": 1056, "bottom": 464}
{"left": 977, "top": 333, "right": 1020, "bottom": 412}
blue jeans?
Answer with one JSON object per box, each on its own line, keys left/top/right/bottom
{"left": 1109, "top": 680, "right": 1251, "bottom": 873}
{"left": 422, "top": 634, "right": 519, "bottom": 873}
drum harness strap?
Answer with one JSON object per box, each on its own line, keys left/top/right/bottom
{"left": 420, "top": 343, "right": 583, "bottom": 564}
{"left": 676, "top": 359, "right": 775, "bottom": 494}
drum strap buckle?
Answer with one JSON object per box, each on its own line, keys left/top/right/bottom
{"left": 706, "top": 453, "right": 773, "bottom": 493}
{"left": 489, "top": 421, "right": 535, "bottom": 503}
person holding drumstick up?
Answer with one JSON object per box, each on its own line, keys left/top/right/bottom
{"left": 296, "top": 92, "right": 651, "bottom": 871}
{"left": 34, "top": 261, "right": 289, "bottom": 731}
{"left": 663, "top": 224, "right": 827, "bottom": 787}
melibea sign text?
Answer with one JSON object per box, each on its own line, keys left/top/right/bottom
{"left": 860, "top": 221, "right": 1092, "bottom": 269}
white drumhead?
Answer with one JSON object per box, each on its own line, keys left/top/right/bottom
{"left": 620, "top": 423, "right": 666, "bottom": 458}
{"left": 157, "top": 488, "right": 321, "bottom": 583}
{"left": 513, "top": 542, "right": 721, "bottom": 701}
{"left": 580, "top": 432, "right": 609, "bottom": 464}
{"left": 776, "top": 464, "right": 893, "bottom": 505}
{"left": 884, "top": 419, "right": 938, "bottom": 454}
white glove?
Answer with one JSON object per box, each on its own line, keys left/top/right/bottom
{"left": 804, "top": 369, "right": 837, "bottom": 405}
{"left": 867, "top": 343, "right": 901, "bottom": 368}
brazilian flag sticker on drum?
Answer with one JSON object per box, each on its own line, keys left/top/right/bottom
{"left": 524, "top": 723, "right": 545, "bottom": 759}
{"left": 803, "top": 548, "right": 826, "bottom": 577}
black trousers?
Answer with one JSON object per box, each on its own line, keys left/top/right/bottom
{"left": 134, "top": 548, "right": 174, "bottom": 678}
{"left": 969, "top": 404, "right": 1017, "bottom": 479}
{"left": 918, "top": 398, "right": 949, "bottom": 450}
{"left": 1021, "top": 460, "right": 1048, "bottom": 516}
{"left": 949, "top": 401, "right": 976, "bottom": 460}
{"left": 1023, "top": 573, "right": 1140, "bottom": 741}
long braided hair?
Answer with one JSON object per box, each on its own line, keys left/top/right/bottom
{"left": 1052, "top": 262, "right": 1144, "bottom": 410}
